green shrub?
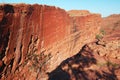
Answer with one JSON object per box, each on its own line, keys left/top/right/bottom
{"left": 96, "top": 34, "right": 103, "bottom": 40}
{"left": 100, "top": 29, "right": 106, "bottom": 35}
{"left": 96, "top": 29, "right": 106, "bottom": 40}
{"left": 97, "top": 61, "right": 119, "bottom": 68}
{"left": 106, "top": 61, "right": 119, "bottom": 68}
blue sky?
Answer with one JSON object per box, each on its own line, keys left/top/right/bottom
{"left": 0, "top": 0, "right": 120, "bottom": 17}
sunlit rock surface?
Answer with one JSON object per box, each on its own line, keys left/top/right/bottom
{"left": 0, "top": 4, "right": 101, "bottom": 80}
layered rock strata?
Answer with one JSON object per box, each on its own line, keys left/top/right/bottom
{"left": 0, "top": 4, "right": 101, "bottom": 80}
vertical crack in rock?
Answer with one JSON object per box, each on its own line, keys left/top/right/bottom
{"left": 12, "top": 13, "right": 24, "bottom": 73}
{"left": 27, "top": 35, "right": 33, "bottom": 55}
{"left": 18, "top": 44, "right": 22, "bottom": 65}
{"left": 40, "top": 5, "right": 44, "bottom": 51}
{"left": 0, "top": 29, "right": 10, "bottom": 60}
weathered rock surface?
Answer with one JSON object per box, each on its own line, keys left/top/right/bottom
{"left": 0, "top": 4, "right": 101, "bottom": 80}
{"left": 101, "top": 14, "right": 120, "bottom": 40}
{"left": 48, "top": 40, "right": 120, "bottom": 80}
{"left": 48, "top": 17, "right": 120, "bottom": 79}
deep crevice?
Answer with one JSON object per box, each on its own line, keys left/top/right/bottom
{"left": 9, "top": 58, "right": 14, "bottom": 72}
{"left": 28, "top": 35, "right": 33, "bottom": 49}
{"left": 14, "top": 47, "right": 16, "bottom": 52}
{"left": 0, "top": 17, "right": 8, "bottom": 25}
{"left": 0, "top": 28, "right": 10, "bottom": 79}
{"left": 0, "top": 62, "right": 5, "bottom": 78}
{"left": 18, "top": 44, "right": 22, "bottom": 64}
{"left": 0, "top": 30, "right": 10, "bottom": 60}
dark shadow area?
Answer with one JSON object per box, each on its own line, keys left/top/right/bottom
{"left": 0, "top": 4, "right": 14, "bottom": 25}
{"left": 0, "top": 29, "right": 10, "bottom": 79}
{"left": 4, "top": 4, "right": 14, "bottom": 14}
{"left": 0, "top": 4, "right": 14, "bottom": 79}
{"left": 48, "top": 45, "right": 120, "bottom": 80}
{"left": 48, "top": 67, "right": 70, "bottom": 80}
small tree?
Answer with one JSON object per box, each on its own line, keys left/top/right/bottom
{"left": 96, "top": 34, "right": 103, "bottom": 40}
{"left": 96, "top": 29, "right": 106, "bottom": 40}
{"left": 100, "top": 29, "right": 106, "bottom": 35}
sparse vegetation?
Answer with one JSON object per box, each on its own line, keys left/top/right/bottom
{"left": 100, "top": 29, "right": 106, "bottom": 35}
{"left": 96, "top": 34, "right": 103, "bottom": 40}
{"left": 97, "top": 61, "right": 120, "bottom": 68}
{"left": 96, "top": 29, "right": 106, "bottom": 40}
{"left": 22, "top": 52, "right": 52, "bottom": 72}
{"left": 106, "top": 61, "right": 120, "bottom": 68}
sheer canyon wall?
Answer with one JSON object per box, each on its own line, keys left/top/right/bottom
{"left": 0, "top": 4, "right": 101, "bottom": 80}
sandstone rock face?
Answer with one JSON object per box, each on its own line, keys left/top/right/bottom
{"left": 0, "top": 4, "right": 101, "bottom": 80}
{"left": 68, "top": 10, "right": 90, "bottom": 16}
{"left": 101, "top": 14, "right": 120, "bottom": 40}
{"left": 48, "top": 19, "right": 120, "bottom": 80}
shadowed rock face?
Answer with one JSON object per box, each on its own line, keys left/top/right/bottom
{"left": 0, "top": 4, "right": 101, "bottom": 80}
{"left": 48, "top": 41, "right": 120, "bottom": 80}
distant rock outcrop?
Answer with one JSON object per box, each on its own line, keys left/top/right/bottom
{"left": 68, "top": 10, "right": 90, "bottom": 16}
{"left": 0, "top": 4, "right": 101, "bottom": 80}
{"left": 101, "top": 14, "right": 120, "bottom": 34}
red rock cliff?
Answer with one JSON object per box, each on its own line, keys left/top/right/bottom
{"left": 0, "top": 4, "right": 101, "bottom": 80}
